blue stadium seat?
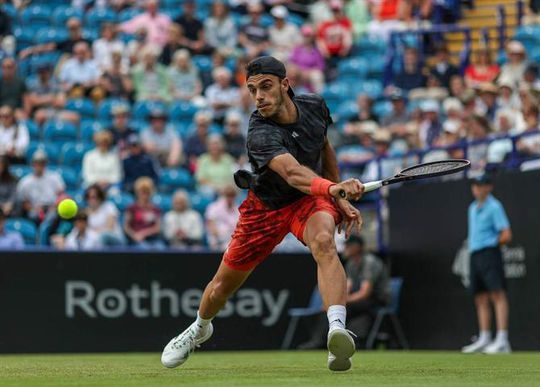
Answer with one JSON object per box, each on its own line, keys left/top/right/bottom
{"left": 51, "top": 6, "right": 84, "bottom": 26}
{"left": 60, "top": 142, "right": 92, "bottom": 168}
{"left": 159, "top": 168, "right": 194, "bottom": 192}
{"left": 97, "top": 98, "right": 128, "bottom": 120}
{"left": 162, "top": 8, "right": 181, "bottom": 20}
{"left": 281, "top": 286, "right": 323, "bottom": 349}
{"left": 5, "top": 218, "right": 37, "bottom": 245}
{"left": 354, "top": 36, "right": 387, "bottom": 56}
{"left": 192, "top": 55, "right": 213, "bottom": 73}
{"left": 10, "top": 165, "right": 33, "bottom": 180}
{"left": 24, "top": 120, "right": 41, "bottom": 141}
{"left": 13, "top": 27, "right": 35, "bottom": 51}
{"left": 80, "top": 121, "right": 104, "bottom": 143}
{"left": 133, "top": 101, "right": 167, "bottom": 121}
{"left": 108, "top": 192, "right": 135, "bottom": 212}
{"left": 336, "top": 101, "right": 358, "bottom": 121}
{"left": 152, "top": 193, "right": 173, "bottom": 212}
{"left": 162, "top": 0, "right": 183, "bottom": 8}
{"left": 82, "top": 28, "right": 99, "bottom": 41}
{"left": 65, "top": 189, "right": 86, "bottom": 206}
{"left": 288, "top": 13, "right": 304, "bottom": 27}
{"left": 374, "top": 100, "right": 393, "bottom": 118}
{"left": 1, "top": 2, "right": 17, "bottom": 19}
{"left": 35, "top": 28, "right": 69, "bottom": 45}
{"left": 367, "top": 56, "right": 387, "bottom": 78}
{"left": 43, "top": 121, "right": 78, "bottom": 143}
{"left": 514, "top": 26, "right": 540, "bottom": 52}
{"left": 49, "top": 166, "right": 79, "bottom": 190}
{"left": 118, "top": 7, "right": 142, "bottom": 23}
{"left": 169, "top": 101, "right": 198, "bottom": 122}
{"left": 29, "top": 52, "right": 62, "bottom": 74}
{"left": 129, "top": 119, "right": 147, "bottom": 133}
{"left": 357, "top": 80, "right": 384, "bottom": 99}
{"left": 169, "top": 121, "right": 191, "bottom": 139}
{"left": 65, "top": 98, "right": 96, "bottom": 118}
{"left": 26, "top": 142, "right": 61, "bottom": 164}
{"left": 529, "top": 47, "right": 540, "bottom": 64}
{"left": 321, "top": 82, "right": 350, "bottom": 111}
{"left": 337, "top": 58, "right": 369, "bottom": 79}
{"left": 20, "top": 5, "right": 52, "bottom": 27}
{"left": 84, "top": 8, "right": 118, "bottom": 28}
{"left": 190, "top": 192, "right": 214, "bottom": 215}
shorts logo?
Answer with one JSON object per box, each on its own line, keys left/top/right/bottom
{"left": 292, "top": 131, "right": 299, "bottom": 138}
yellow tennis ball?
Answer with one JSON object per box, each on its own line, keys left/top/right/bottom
{"left": 57, "top": 198, "right": 78, "bottom": 219}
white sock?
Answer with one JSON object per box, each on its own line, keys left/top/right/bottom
{"left": 495, "top": 330, "right": 508, "bottom": 343}
{"left": 327, "top": 305, "right": 346, "bottom": 332}
{"left": 195, "top": 311, "right": 213, "bottom": 330}
{"left": 479, "top": 330, "right": 491, "bottom": 343}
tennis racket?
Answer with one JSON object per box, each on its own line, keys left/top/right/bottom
{"left": 361, "top": 159, "right": 471, "bottom": 193}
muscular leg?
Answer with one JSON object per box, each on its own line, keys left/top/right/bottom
{"left": 489, "top": 290, "right": 509, "bottom": 331}
{"left": 198, "top": 261, "right": 253, "bottom": 319}
{"left": 475, "top": 292, "right": 491, "bottom": 332}
{"left": 303, "top": 211, "right": 346, "bottom": 309}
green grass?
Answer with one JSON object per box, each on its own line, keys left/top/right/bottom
{"left": 0, "top": 351, "right": 539, "bottom": 387}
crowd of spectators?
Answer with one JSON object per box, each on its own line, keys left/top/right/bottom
{"left": 0, "top": 0, "right": 539, "bottom": 251}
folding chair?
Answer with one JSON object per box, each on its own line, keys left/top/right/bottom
{"left": 281, "top": 287, "right": 322, "bottom": 350}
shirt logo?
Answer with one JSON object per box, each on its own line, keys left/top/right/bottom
{"left": 292, "top": 131, "right": 300, "bottom": 138}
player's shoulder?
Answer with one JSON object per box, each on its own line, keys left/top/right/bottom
{"left": 293, "top": 93, "right": 326, "bottom": 108}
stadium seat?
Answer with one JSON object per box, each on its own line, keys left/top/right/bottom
{"left": 118, "top": 7, "right": 142, "bottom": 23}
{"left": 1, "top": 2, "right": 17, "bottom": 19}
{"left": 84, "top": 8, "right": 118, "bottom": 28}
{"left": 367, "top": 57, "right": 387, "bottom": 79}
{"left": 5, "top": 218, "right": 38, "bottom": 245}
{"left": 159, "top": 168, "right": 194, "bottom": 192}
{"left": 13, "top": 27, "right": 35, "bottom": 52}
{"left": 192, "top": 55, "right": 213, "bottom": 73}
{"left": 337, "top": 58, "right": 369, "bottom": 79}
{"left": 354, "top": 36, "right": 387, "bottom": 56}
{"left": 514, "top": 26, "right": 540, "bottom": 52}
{"left": 51, "top": 6, "right": 84, "bottom": 26}
{"left": 170, "top": 121, "right": 191, "bottom": 139}
{"left": 335, "top": 101, "right": 358, "bottom": 122}
{"left": 60, "top": 142, "right": 92, "bottom": 168}
{"left": 10, "top": 165, "right": 33, "bottom": 180}
{"left": 133, "top": 100, "right": 167, "bottom": 121}
{"left": 152, "top": 193, "right": 173, "bottom": 213}
{"left": 49, "top": 166, "right": 80, "bottom": 190}
{"left": 281, "top": 286, "right": 323, "bottom": 349}
{"left": 82, "top": 28, "right": 99, "bottom": 42}
{"left": 24, "top": 120, "right": 41, "bottom": 141}
{"left": 20, "top": 5, "right": 52, "bottom": 27}
{"left": 35, "top": 28, "right": 69, "bottom": 45}
{"left": 357, "top": 80, "right": 384, "bottom": 99}
{"left": 374, "top": 100, "right": 393, "bottom": 118}
{"left": 97, "top": 98, "right": 127, "bottom": 120}
{"left": 65, "top": 98, "right": 96, "bottom": 118}
{"left": 128, "top": 119, "right": 147, "bottom": 133}
{"left": 190, "top": 192, "right": 214, "bottom": 215}
{"left": 108, "top": 192, "right": 135, "bottom": 212}
{"left": 80, "top": 121, "right": 104, "bottom": 143}
{"left": 26, "top": 142, "right": 61, "bottom": 165}
{"left": 162, "top": 8, "right": 181, "bottom": 20}
{"left": 43, "top": 121, "right": 78, "bottom": 143}
{"left": 366, "top": 277, "right": 409, "bottom": 350}
{"left": 29, "top": 52, "right": 62, "bottom": 74}
{"left": 169, "top": 101, "right": 198, "bottom": 122}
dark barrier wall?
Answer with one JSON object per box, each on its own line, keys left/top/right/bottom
{"left": 0, "top": 252, "right": 316, "bottom": 353}
{"left": 388, "top": 170, "right": 540, "bottom": 350}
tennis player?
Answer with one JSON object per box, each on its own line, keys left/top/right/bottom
{"left": 161, "top": 56, "right": 364, "bottom": 371}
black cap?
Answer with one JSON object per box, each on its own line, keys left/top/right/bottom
{"left": 345, "top": 234, "right": 365, "bottom": 246}
{"left": 246, "top": 56, "right": 295, "bottom": 98}
{"left": 471, "top": 174, "right": 493, "bottom": 185}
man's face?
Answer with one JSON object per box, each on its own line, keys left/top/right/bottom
{"left": 173, "top": 195, "right": 187, "bottom": 211}
{"left": 113, "top": 113, "right": 128, "bottom": 128}
{"left": 471, "top": 183, "right": 492, "bottom": 200}
{"left": 1, "top": 59, "right": 16, "bottom": 79}
{"left": 246, "top": 74, "right": 288, "bottom": 119}
{"left": 151, "top": 117, "right": 166, "bottom": 131}
{"left": 129, "top": 143, "right": 142, "bottom": 155}
{"left": 33, "top": 161, "right": 46, "bottom": 175}
{"left": 67, "top": 20, "right": 82, "bottom": 38}
{"left": 74, "top": 45, "right": 87, "bottom": 61}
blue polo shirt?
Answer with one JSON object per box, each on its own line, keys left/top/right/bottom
{"left": 468, "top": 194, "right": 510, "bottom": 253}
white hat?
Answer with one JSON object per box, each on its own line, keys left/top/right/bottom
{"left": 420, "top": 99, "right": 439, "bottom": 113}
{"left": 270, "top": 5, "right": 288, "bottom": 19}
{"left": 443, "top": 119, "right": 460, "bottom": 134}
{"left": 442, "top": 97, "right": 463, "bottom": 114}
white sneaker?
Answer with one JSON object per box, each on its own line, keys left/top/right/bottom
{"left": 327, "top": 328, "right": 356, "bottom": 371}
{"left": 161, "top": 322, "right": 214, "bottom": 368}
{"left": 462, "top": 338, "right": 490, "bottom": 354}
{"left": 483, "top": 340, "right": 512, "bottom": 354}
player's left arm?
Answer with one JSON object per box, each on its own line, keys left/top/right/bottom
{"left": 321, "top": 137, "right": 340, "bottom": 183}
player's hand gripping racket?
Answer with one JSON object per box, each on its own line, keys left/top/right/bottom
{"left": 361, "top": 159, "right": 471, "bottom": 193}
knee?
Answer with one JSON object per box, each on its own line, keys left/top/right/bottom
{"left": 309, "top": 231, "right": 336, "bottom": 259}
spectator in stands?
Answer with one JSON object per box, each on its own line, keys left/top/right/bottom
{"left": 488, "top": 109, "right": 515, "bottom": 164}
{"left": 126, "top": 27, "right": 148, "bottom": 66}
{"left": 289, "top": 25, "right": 325, "bottom": 94}
{"left": 418, "top": 99, "right": 442, "bottom": 148}
{"left": 163, "top": 189, "right": 204, "bottom": 247}
{"left": 316, "top": 0, "right": 353, "bottom": 72}
{"left": 517, "top": 105, "right": 540, "bottom": 157}
{"left": 26, "top": 64, "right": 78, "bottom": 126}
{"left": 0, "top": 156, "right": 17, "bottom": 216}
{"left": 0, "top": 105, "right": 29, "bottom": 164}
{"left": 0, "top": 208, "right": 24, "bottom": 250}
{"left": 168, "top": 49, "right": 203, "bottom": 102}
{"left": 99, "top": 50, "right": 133, "bottom": 100}
{"left": 185, "top": 111, "right": 211, "bottom": 164}
{"left": 205, "top": 184, "right": 239, "bottom": 250}
{"left": 123, "top": 176, "right": 163, "bottom": 248}
{"left": 467, "top": 114, "right": 491, "bottom": 172}
{"left": 496, "top": 79, "right": 520, "bottom": 112}
{"left": 174, "top": 0, "right": 211, "bottom": 55}
{"left": 93, "top": 23, "right": 126, "bottom": 73}
{"left": 82, "top": 130, "right": 122, "bottom": 190}
{"left": 499, "top": 41, "right": 528, "bottom": 87}
{"left": 367, "top": 0, "right": 404, "bottom": 42}
{"left": 464, "top": 49, "right": 500, "bottom": 88}
{"left": 123, "top": 133, "right": 160, "bottom": 193}
{"left": 238, "top": 1, "right": 270, "bottom": 59}
{"left": 523, "top": 63, "right": 540, "bottom": 89}
{"left": 0, "top": 4, "right": 14, "bottom": 57}
{"left": 223, "top": 111, "right": 247, "bottom": 160}
{"left": 392, "top": 47, "right": 426, "bottom": 92}
{"left": 19, "top": 17, "right": 90, "bottom": 59}
{"left": 269, "top": 5, "right": 301, "bottom": 62}
{"left": 477, "top": 83, "right": 500, "bottom": 123}
{"left": 85, "top": 184, "right": 125, "bottom": 246}
{"left": 158, "top": 23, "right": 188, "bottom": 66}
{"left": 16, "top": 150, "right": 65, "bottom": 223}
{"left": 381, "top": 88, "right": 409, "bottom": 127}
{"left": 362, "top": 130, "right": 401, "bottom": 181}
{"left": 336, "top": 122, "right": 375, "bottom": 165}
{"left": 423, "top": 120, "right": 464, "bottom": 162}
{"left": 204, "top": 0, "right": 237, "bottom": 56}
{"left": 298, "top": 235, "right": 390, "bottom": 349}
{"left": 205, "top": 67, "right": 241, "bottom": 124}
{"left": 196, "top": 134, "right": 235, "bottom": 195}
{"left": 0, "top": 58, "right": 27, "bottom": 112}
{"left": 348, "top": 94, "right": 379, "bottom": 124}
{"left": 401, "top": 0, "right": 432, "bottom": 27}
{"left": 141, "top": 108, "right": 183, "bottom": 167}
{"left": 345, "top": 0, "right": 370, "bottom": 40}
{"left": 63, "top": 210, "right": 103, "bottom": 250}
{"left": 449, "top": 74, "right": 467, "bottom": 99}
{"left": 310, "top": 0, "right": 333, "bottom": 27}
{"left": 109, "top": 104, "right": 135, "bottom": 159}
{"left": 120, "top": 0, "right": 171, "bottom": 48}
{"left": 59, "top": 42, "right": 101, "bottom": 99}
{"left": 429, "top": 44, "right": 459, "bottom": 89}
{"left": 132, "top": 45, "right": 171, "bottom": 102}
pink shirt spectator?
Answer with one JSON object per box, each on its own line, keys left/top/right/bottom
{"left": 289, "top": 45, "right": 325, "bottom": 71}
{"left": 205, "top": 196, "right": 239, "bottom": 250}
{"left": 120, "top": 13, "right": 171, "bottom": 47}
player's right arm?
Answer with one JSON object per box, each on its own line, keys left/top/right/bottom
{"left": 268, "top": 153, "right": 364, "bottom": 201}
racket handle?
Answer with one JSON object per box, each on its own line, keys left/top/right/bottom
{"left": 363, "top": 181, "right": 383, "bottom": 193}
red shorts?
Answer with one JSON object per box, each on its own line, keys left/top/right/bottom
{"left": 223, "top": 191, "right": 342, "bottom": 271}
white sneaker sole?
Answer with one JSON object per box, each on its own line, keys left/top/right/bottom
{"left": 327, "top": 329, "right": 355, "bottom": 371}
